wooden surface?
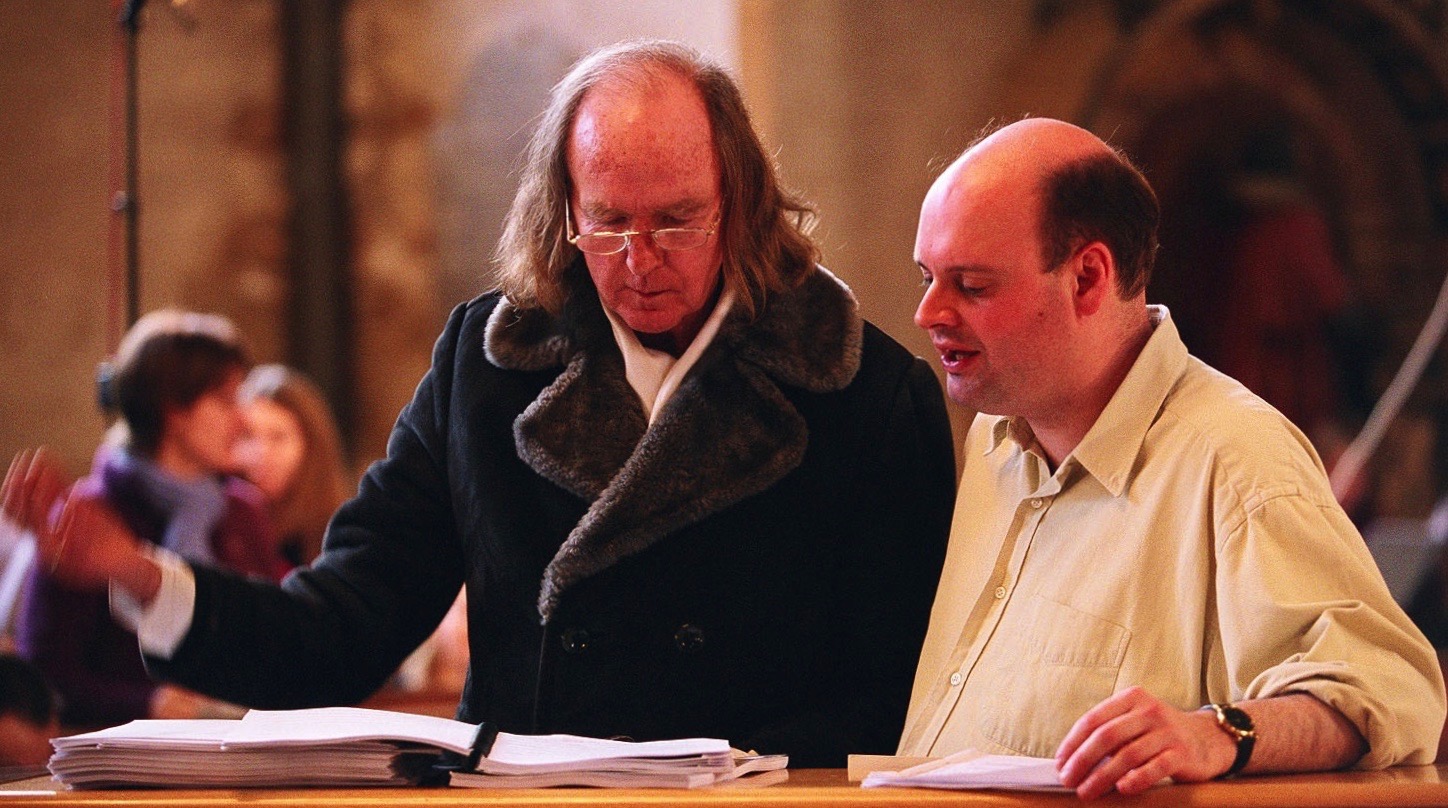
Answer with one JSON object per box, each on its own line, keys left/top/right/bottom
{"left": 2, "top": 766, "right": 1447, "bottom": 807}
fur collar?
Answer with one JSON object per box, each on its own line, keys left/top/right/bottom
{"left": 484, "top": 267, "right": 863, "bottom": 621}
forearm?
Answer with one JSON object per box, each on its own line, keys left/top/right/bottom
{"left": 111, "top": 546, "right": 163, "bottom": 605}
{"left": 1236, "top": 693, "right": 1367, "bottom": 775}
{"left": 1057, "top": 687, "right": 1370, "bottom": 798}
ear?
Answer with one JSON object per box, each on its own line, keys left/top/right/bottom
{"left": 1070, "top": 241, "right": 1116, "bottom": 318}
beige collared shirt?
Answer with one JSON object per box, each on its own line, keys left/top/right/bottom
{"left": 898, "top": 306, "right": 1444, "bottom": 768}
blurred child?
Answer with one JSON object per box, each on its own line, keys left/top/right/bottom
{"left": 15, "top": 310, "right": 290, "bottom": 727}
{"left": 236, "top": 365, "right": 353, "bottom": 566}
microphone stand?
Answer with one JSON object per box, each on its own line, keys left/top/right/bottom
{"left": 116, "top": 0, "right": 146, "bottom": 332}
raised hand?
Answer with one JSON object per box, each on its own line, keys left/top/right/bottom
{"left": 2, "top": 448, "right": 69, "bottom": 537}
{"left": 2, "top": 448, "right": 154, "bottom": 594}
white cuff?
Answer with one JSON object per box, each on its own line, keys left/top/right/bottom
{"left": 109, "top": 546, "right": 196, "bottom": 660}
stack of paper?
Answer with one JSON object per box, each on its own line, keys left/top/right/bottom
{"left": 447, "top": 733, "right": 787, "bottom": 789}
{"left": 860, "top": 749, "right": 1065, "bottom": 791}
{"left": 49, "top": 708, "right": 481, "bottom": 788}
{"left": 47, "top": 706, "right": 788, "bottom": 791}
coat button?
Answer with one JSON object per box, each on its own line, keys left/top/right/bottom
{"left": 673, "top": 623, "right": 706, "bottom": 653}
{"left": 560, "top": 627, "right": 591, "bottom": 654}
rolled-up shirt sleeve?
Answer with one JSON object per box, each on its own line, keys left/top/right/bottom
{"left": 1220, "top": 487, "right": 1446, "bottom": 768}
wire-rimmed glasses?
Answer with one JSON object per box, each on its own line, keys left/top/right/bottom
{"left": 565, "top": 206, "right": 719, "bottom": 255}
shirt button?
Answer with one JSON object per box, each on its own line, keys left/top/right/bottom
{"left": 559, "top": 627, "right": 591, "bottom": 654}
{"left": 1031, "top": 498, "right": 1043, "bottom": 509}
{"left": 949, "top": 672, "right": 963, "bottom": 686}
{"left": 994, "top": 586, "right": 1007, "bottom": 599}
{"left": 673, "top": 623, "right": 706, "bottom": 654}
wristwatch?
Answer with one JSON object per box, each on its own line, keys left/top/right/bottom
{"left": 1206, "top": 702, "right": 1256, "bottom": 778}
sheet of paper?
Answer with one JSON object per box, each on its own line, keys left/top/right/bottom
{"left": 47, "top": 707, "right": 745, "bottom": 790}
{"left": 861, "top": 751, "right": 1066, "bottom": 791}
{"left": 51, "top": 719, "right": 240, "bottom": 749}
{"left": 485, "top": 732, "right": 730, "bottom": 766}
{"left": 845, "top": 753, "right": 936, "bottom": 781}
{"left": 227, "top": 707, "right": 479, "bottom": 754}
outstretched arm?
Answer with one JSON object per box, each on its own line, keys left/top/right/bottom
{"left": 2, "top": 447, "right": 160, "bottom": 602}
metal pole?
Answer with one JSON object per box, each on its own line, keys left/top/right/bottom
{"left": 118, "top": 0, "right": 145, "bottom": 328}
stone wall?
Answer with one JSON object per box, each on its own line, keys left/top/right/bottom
{"left": 0, "top": 0, "right": 285, "bottom": 475}
{"left": 5, "top": 0, "right": 1446, "bottom": 515}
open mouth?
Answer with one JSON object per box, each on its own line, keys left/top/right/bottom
{"left": 938, "top": 348, "right": 977, "bottom": 373}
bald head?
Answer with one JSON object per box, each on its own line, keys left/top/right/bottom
{"left": 913, "top": 118, "right": 1160, "bottom": 455}
{"left": 568, "top": 69, "right": 718, "bottom": 220}
{"left": 948, "top": 117, "right": 1117, "bottom": 191}
{"left": 927, "top": 117, "right": 1159, "bottom": 299}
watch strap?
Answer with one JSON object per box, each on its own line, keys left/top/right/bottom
{"left": 1208, "top": 702, "right": 1256, "bottom": 778}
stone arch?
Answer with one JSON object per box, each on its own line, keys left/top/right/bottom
{"left": 1051, "top": 0, "right": 1448, "bottom": 514}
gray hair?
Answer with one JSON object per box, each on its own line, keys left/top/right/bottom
{"left": 492, "top": 39, "right": 818, "bottom": 320}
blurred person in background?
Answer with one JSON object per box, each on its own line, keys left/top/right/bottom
{"left": 0, "top": 653, "right": 58, "bottom": 768}
{"left": 13, "top": 310, "right": 291, "bottom": 727}
{"left": 236, "top": 364, "right": 470, "bottom": 697}
{"left": 236, "top": 364, "right": 353, "bottom": 567}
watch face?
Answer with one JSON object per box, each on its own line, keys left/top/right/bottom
{"left": 1222, "top": 705, "right": 1254, "bottom": 733}
{"left": 1213, "top": 704, "right": 1256, "bottom": 778}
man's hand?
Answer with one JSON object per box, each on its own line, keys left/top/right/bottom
{"left": 2, "top": 448, "right": 157, "bottom": 597}
{"left": 1055, "top": 686, "right": 1237, "bottom": 799}
{"left": 2, "top": 448, "right": 68, "bottom": 538}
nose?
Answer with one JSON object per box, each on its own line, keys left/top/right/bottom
{"left": 624, "top": 232, "right": 664, "bottom": 278}
{"left": 914, "top": 279, "right": 959, "bottom": 331}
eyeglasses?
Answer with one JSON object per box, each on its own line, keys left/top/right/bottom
{"left": 565, "top": 206, "right": 719, "bottom": 255}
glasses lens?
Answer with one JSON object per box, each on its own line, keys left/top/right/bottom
{"left": 652, "top": 228, "right": 709, "bottom": 251}
{"left": 573, "top": 234, "right": 628, "bottom": 255}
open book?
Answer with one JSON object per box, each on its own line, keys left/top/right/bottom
{"left": 47, "top": 707, "right": 788, "bottom": 790}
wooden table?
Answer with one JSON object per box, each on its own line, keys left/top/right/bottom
{"left": 2, "top": 766, "right": 1447, "bottom": 807}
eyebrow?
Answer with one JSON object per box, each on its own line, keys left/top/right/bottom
{"left": 916, "top": 260, "right": 997, "bottom": 277}
{"left": 577, "top": 198, "right": 713, "bottom": 222}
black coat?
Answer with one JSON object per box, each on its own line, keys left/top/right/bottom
{"left": 150, "top": 267, "right": 955, "bottom": 767}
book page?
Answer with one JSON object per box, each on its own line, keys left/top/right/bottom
{"left": 485, "top": 733, "right": 730, "bottom": 766}
{"left": 51, "top": 719, "right": 240, "bottom": 749}
{"left": 226, "top": 707, "right": 479, "bottom": 754}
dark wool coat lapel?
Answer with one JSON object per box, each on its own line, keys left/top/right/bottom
{"left": 484, "top": 267, "right": 864, "bottom": 622}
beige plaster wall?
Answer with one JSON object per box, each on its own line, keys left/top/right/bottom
{"left": 0, "top": 2, "right": 112, "bottom": 473}
{"left": 741, "top": 0, "right": 1037, "bottom": 450}
{"left": 0, "top": 0, "right": 284, "bottom": 475}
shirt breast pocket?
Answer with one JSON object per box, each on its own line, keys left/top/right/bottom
{"left": 976, "top": 595, "right": 1131, "bottom": 757}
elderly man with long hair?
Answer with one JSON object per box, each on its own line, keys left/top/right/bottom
{"left": 4, "top": 40, "right": 954, "bottom": 767}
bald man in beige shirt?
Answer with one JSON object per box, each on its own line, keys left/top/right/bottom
{"left": 903, "top": 117, "right": 1444, "bottom": 799}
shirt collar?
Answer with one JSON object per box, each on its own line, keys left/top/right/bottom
{"left": 985, "top": 305, "right": 1189, "bottom": 497}
{"left": 1069, "top": 305, "right": 1189, "bottom": 496}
